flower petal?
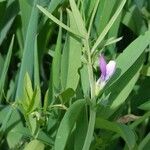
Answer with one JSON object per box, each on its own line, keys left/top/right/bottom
{"left": 105, "top": 60, "right": 116, "bottom": 81}
{"left": 99, "top": 55, "right": 107, "bottom": 80}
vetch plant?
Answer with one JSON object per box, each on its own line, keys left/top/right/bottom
{"left": 1, "top": 0, "right": 150, "bottom": 150}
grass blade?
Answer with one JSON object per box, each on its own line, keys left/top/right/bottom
{"left": 16, "top": 0, "right": 39, "bottom": 99}
{"left": 0, "top": 35, "right": 14, "bottom": 101}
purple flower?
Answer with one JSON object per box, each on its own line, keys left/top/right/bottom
{"left": 99, "top": 55, "right": 116, "bottom": 82}
{"left": 96, "top": 54, "right": 116, "bottom": 94}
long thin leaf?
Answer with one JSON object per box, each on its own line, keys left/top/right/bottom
{"left": 0, "top": 35, "right": 14, "bottom": 101}
{"left": 34, "top": 36, "right": 40, "bottom": 87}
{"left": 91, "top": 0, "right": 126, "bottom": 53}
{"left": 37, "top": 5, "right": 83, "bottom": 38}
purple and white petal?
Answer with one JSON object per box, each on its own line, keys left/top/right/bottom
{"left": 105, "top": 60, "right": 116, "bottom": 81}
{"left": 99, "top": 55, "right": 107, "bottom": 80}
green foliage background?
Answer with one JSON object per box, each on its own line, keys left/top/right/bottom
{"left": 0, "top": 0, "right": 150, "bottom": 149}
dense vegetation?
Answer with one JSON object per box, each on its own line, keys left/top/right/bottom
{"left": 0, "top": 0, "right": 150, "bottom": 149}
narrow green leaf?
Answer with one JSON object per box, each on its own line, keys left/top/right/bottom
{"left": 0, "top": 0, "right": 19, "bottom": 45}
{"left": 138, "top": 132, "right": 150, "bottom": 150}
{"left": 37, "top": 5, "right": 83, "bottom": 38}
{"left": 24, "top": 73, "right": 33, "bottom": 100}
{"left": 48, "top": 0, "right": 63, "bottom": 13}
{"left": 95, "top": 118, "right": 136, "bottom": 149}
{"left": 91, "top": 0, "right": 126, "bottom": 53}
{"left": 0, "top": 35, "right": 14, "bottom": 101}
{"left": 138, "top": 100, "right": 150, "bottom": 111}
{"left": 37, "top": 130, "right": 53, "bottom": 146}
{"left": 34, "top": 36, "right": 40, "bottom": 87}
{"left": 54, "top": 99, "right": 86, "bottom": 150}
{"left": 0, "top": 54, "right": 4, "bottom": 77}
{"left": 87, "top": 0, "right": 100, "bottom": 37}
{"left": 43, "top": 90, "right": 49, "bottom": 112}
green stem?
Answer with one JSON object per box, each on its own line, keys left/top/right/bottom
{"left": 82, "top": 38, "right": 96, "bottom": 150}
{"left": 84, "top": 38, "right": 95, "bottom": 98}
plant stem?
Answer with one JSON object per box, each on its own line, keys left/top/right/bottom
{"left": 84, "top": 38, "right": 95, "bottom": 98}
{"left": 82, "top": 38, "right": 96, "bottom": 150}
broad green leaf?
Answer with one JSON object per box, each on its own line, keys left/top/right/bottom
{"left": 95, "top": 118, "right": 136, "bottom": 149}
{"left": 94, "top": 0, "right": 119, "bottom": 35}
{"left": 0, "top": 35, "right": 14, "bottom": 101}
{"left": 60, "top": 34, "right": 69, "bottom": 90}
{"left": 52, "top": 10, "right": 62, "bottom": 94}
{"left": 61, "top": 10, "right": 82, "bottom": 91}
{"left": 69, "top": 0, "right": 87, "bottom": 37}
{"left": 19, "top": 0, "right": 32, "bottom": 39}
{"left": 23, "top": 140, "right": 45, "bottom": 150}
{"left": 109, "top": 66, "right": 141, "bottom": 117}
{"left": 58, "top": 88, "right": 75, "bottom": 104}
{"left": 16, "top": 0, "right": 39, "bottom": 99}
{"left": 0, "top": 106, "right": 23, "bottom": 148}
{"left": 28, "top": 113, "right": 37, "bottom": 136}
{"left": 54, "top": 99, "right": 86, "bottom": 150}
{"left": 108, "top": 28, "right": 150, "bottom": 88}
